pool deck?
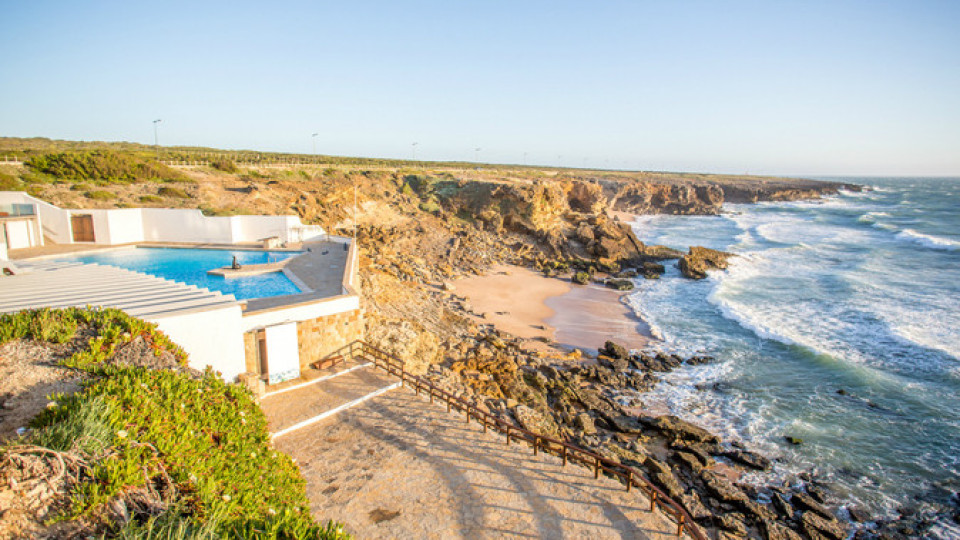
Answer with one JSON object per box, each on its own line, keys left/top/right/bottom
{"left": 6, "top": 239, "right": 354, "bottom": 315}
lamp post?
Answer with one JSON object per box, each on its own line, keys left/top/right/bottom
{"left": 312, "top": 133, "right": 318, "bottom": 155}
{"left": 474, "top": 147, "right": 481, "bottom": 163}
{"left": 152, "top": 119, "right": 162, "bottom": 158}
{"left": 412, "top": 142, "right": 418, "bottom": 161}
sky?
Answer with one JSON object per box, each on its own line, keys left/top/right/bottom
{"left": 1, "top": 1, "right": 959, "bottom": 176}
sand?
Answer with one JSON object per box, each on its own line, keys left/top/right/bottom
{"left": 452, "top": 264, "right": 651, "bottom": 355}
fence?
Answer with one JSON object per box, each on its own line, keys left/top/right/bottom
{"left": 335, "top": 340, "right": 707, "bottom": 540}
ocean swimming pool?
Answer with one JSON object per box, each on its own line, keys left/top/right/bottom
{"left": 50, "top": 247, "right": 303, "bottom": 300}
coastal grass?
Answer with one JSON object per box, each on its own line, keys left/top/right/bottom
{"left": 25, "top": 150, "right": 189, "bottom": 184}
{"left": 0, "top": 307, "right": 350, "bottom": 539}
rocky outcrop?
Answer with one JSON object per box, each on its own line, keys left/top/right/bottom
{"left": 678, "top": 246, "right": 732, "bottom": 279}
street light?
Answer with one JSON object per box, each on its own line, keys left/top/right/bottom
{"left": 152, "top": 119, "right": 162, "bottom": 157}
{"left": 312, "top": 133, "right": 318, "bottom": 155}
{"left": 412, "top": 142, "right": 418, "bottom": 161}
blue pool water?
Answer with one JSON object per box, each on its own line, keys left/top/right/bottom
{"left": 52, "top": 247, "right": 302, "bottom": 300}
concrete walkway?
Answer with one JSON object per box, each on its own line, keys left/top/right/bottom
{"left": 272, "top": 386, "right": 681, "bottom": 539}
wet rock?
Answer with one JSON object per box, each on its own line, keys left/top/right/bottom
{"left": 601, "top": 413, "right": 644, "bottom": 434}
{"left": 772, "top": 492, "right": 796, "bottom": 519}
{"left": 600, "top": 340, "right": 629, "bottom": 360}
{"left": 702, "top": 471, "right": 752, "bottom": 508}
{"left": 681, "top": 491, "right": 713, "bottom": 521}
{"left": 761, "top": 519, "right": 804, "bottom": 540}
{"left": 678, "top": 246, "right": 733, "bottom": 279}
{"left": 672, "top": 451, "right": 704, "bottom": 474}
{"left": 800, "top": 511, "right": 847, "bottom": 540}
{"left": 784, "top": 436, "right": 803, "bottom": 445}
{"left": 670, "top": 441, "right": 717, "bottom": 466}
{"left": 685, "top": 355, "right": 715, "bottom": 366}
{"left": 722, "top": 449, "right": 772, "bottom": 471}
{"left": 641, "top": 261, "right": 665, "bottom": 276}
{"left": 846, "top": 505, "right": 871, "bottom": 523}
{"left": 605, "top": 279, "right": 635, "bottom": 291}
{"left": 652, "top": 471, "right": 685, "bottom": 501}
{"left": 615, "top": 269, "right": 639, "bottom": 279}
{"left": 792, "top": 492, "right": 835, "bottom": 521}
{"left": 718, "top": 513, "right": 748, "bottom": 536}
{"left": 643, "top": 415, "right": 719, "bottom": 444}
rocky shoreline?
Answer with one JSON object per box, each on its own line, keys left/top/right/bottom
{"left": 353, "top": 173, "right": 960, "bottom": 538}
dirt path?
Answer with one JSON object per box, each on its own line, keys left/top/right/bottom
{"left": 273, "top": 386, "right": 681, "bottom": 539}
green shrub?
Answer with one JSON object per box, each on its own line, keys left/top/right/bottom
{"left": 0, "top": 307, "right": 78, "bottom": 343}
{"left": 69, "top": 182, "right": 92, "bottom": 191}
{"left": 158, "top": 186, "right": 190, "bottom": 199}
{"left": 139, "top": 195, "right": 163, "bottom": 203}
{"left": 25, "top": 150, "right": 188, "bottom": 183}
{"left": 419, "top": 200, "right": 442, "bottom": 214}
{"left": 3, "top": 307, "right": 350, "bottom": 539}
{"left": 210, "top": 159, "right": 238, "bottom": 173}
{"left": 0, "top": 170, "right": 20, "bottom": 190}
{"left": 84, "top": 190, "right": 116, "bottom": 201}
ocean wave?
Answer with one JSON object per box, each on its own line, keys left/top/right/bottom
{"left": 857, "top": 211, "right": 890, "bottom": 224}
{"left": 895, "top": 229, "right": 960, "bottom": 251}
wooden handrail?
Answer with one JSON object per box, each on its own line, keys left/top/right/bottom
{"left": 339, "top": 340, "right": 706, "bottom": 540}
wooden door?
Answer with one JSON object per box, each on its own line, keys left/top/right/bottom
{"left": 71, "top": 215, "right": 95, "bottom": 242}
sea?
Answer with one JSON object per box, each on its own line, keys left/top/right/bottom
{"left": 626, "top": 177, "right": 960, "bottom": 532}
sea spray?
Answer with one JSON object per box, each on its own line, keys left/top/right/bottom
{"left": 627, "top": 177, "right": 960, "bottom": 524}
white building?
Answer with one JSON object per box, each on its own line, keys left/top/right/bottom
{"left": 0, "top": 192, "right": 363, "bottom": 389}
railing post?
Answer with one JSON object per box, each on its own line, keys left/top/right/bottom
{"left": 505, "top": 426, "right": 510, "bottom": 446}
{"left": 650, "top": 491, "right": 658, "bottom": 512}
{"left": 594, "top": 457, "right": 600, "bottom": 479}
{"left": 533, "top": 436, "right": 538, "bottom": 456}
{"left": 626, "top": 470, "right": 632, "bottom": 492}
{"left": 676, "top": 514, "right": 684, "bottom": 538}
{"left": 562, "top": 445, "right": 567, "bottom": 466}
{"left": 446, "top": 398, "right": 451, "bottom": 413}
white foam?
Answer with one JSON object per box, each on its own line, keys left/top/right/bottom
{"left": 896, "top": 229, "right": 960, "bottom": 251}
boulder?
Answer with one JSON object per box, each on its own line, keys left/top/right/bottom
{"left": 572, "top": 271, "right": 591, "bottom": 285}
{"left": 680, "top": 491, "right": 713, "bottom": 521}
{"left": 672, "top": 451, "right": 704, "bottom": 474}
{"left": 678, "top": 246, "right": 733, "bottom": 280}
{"left": 573, "top": 412, "right": 597, "bottom": 435}
{"left": 605, "top": 279, "right": 634, "bottom": 291}
{"left": 718, "top": 513, "right": 748, "bottom": 536}
{"left": 722, "top": 449, "right": 772, "bottom": 471}
{"left": 643, "top": 415, "right": 719, "bottom": 444}
{"left": 512, "top": 405, "right": 559, "bottom": 438}
{"left": 800, "top": 511, "right": 847, "bottom": 540}
{"left": 602, "top": 413, "right": 644, "bottom": 434}
{"left": 792, "top": 492, "right": 835, "bottom": 521}
{"left": 600, "top": 341, "right": 629, "bottom": 360}
{"left": 702, "top": 471, "right": 752, "bottom": 508}
{"left": 761, "top": 520, "right": 804, "bottom": 540}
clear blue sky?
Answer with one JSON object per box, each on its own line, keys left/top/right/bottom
{"left": 2, "top": 1, "right": 958, "bottom": 176}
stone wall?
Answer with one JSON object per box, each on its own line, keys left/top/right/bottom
{"left": 296, "top": 308, "right": 364, "bottom": 370}
{"left": 240, "top": 307, "right": 364, "bottom": 381}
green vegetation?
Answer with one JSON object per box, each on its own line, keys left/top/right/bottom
{"left": 211, "top": 159, "right": 238, "bottom": 173}
{"left": 25, "top": 150, "right": 189, "bottom": 184}
{"left": 0, "top": 169, "right": 20, "bottom": 190}
{"left": 139, "top": 194, "right": 163, "bottom": 203}
{"left": 84, "top": 190, "right": 117, "bottom": 201}
{"left": 0, "top": 308, "right": 349, "bottom": 539}
{"left": 158, "top": 186, "right": 191, "bottom": 199}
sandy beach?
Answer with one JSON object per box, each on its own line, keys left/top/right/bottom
{"left": 452, "top": 264, "right": 651, "bottom": 355}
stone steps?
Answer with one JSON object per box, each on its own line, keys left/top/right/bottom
{"left": 261, "top": 365, "right": 400, "bottom": 439}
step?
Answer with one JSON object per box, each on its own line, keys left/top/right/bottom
{"left": 261, "top": 365, "right": 399, "bottom": 438}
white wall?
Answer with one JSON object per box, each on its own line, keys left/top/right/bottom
{"left": 0, "top": 192, "right": 69, "bottom": 244}
{"left": 240, "top": 295, "right": 360, "bottom": 333}
{"left": 0, "top": 237, "right": 7, "bottom": 260}
{"left": 0, "top": 192, "right": 326, "bottom": 247}
{"left": 3, "top": 220, "right": 39, "bottom": 249}
{"left": 263, "top": 323, "right": 300, "bottom": 384}
{"left": 150, "top": 305, "right": 247, "bottom": 381}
